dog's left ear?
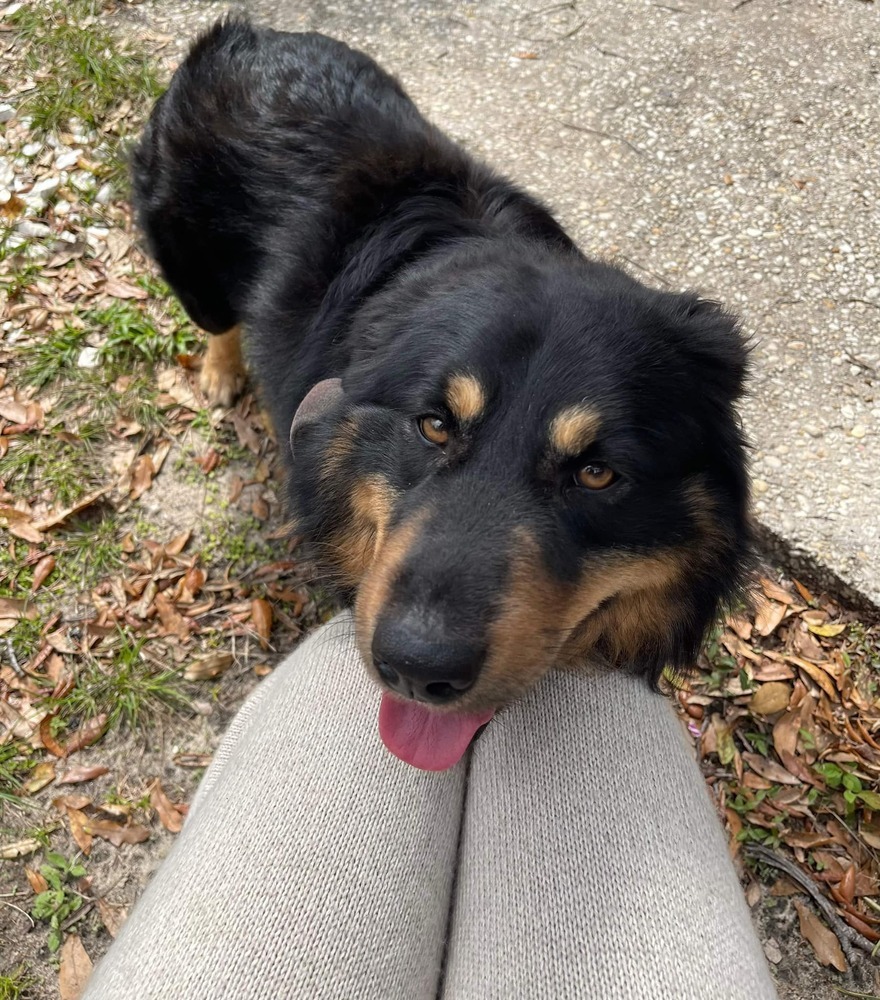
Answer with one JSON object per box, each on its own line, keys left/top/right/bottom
{"left": 666, "top": 294, "right": 750, "bottom": 404}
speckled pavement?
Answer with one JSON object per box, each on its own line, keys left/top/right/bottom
{"left": 130, "top": 0, "right": 880, "bottom": 606}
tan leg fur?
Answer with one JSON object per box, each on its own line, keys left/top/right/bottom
{"left": 199, "top": 326, "right": 247, "bottom": 407}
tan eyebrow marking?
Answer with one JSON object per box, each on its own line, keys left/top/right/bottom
{"left": 445, "top": 373, "right": 486, "bottom": 423}
{"left": 549, "top": 405, "right": 602, "bottom": 456}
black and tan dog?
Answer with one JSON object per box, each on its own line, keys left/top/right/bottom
{"left": 132, "top": 18, "right": 750, "bottom": 770}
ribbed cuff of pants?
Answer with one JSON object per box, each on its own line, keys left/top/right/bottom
{"left": 82, "top": 614, "right": 777, "bottom": 1000}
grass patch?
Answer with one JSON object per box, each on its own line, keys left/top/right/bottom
{"left": 56, "top": 514, "right": 123, "bottom": 588}
{"left": 0, "top": 967, "right": 34, "bottom": 1000}
{"left": 8, "top": 0, "right": 163, "bottom": 188}
{"left": 0, "top": 432, "right": 103, "bottom": 506}
{"left": 53, "top": 632, "right": 191, "bottom": 730}
{"left": 2, "top": 617, "right": 45, "bottom": 667}
{"left": 20, "top": 322, "right": 89, "bottom": 389}
{"left": 0, "top": 743, "right": 33, "bottom": 808}
{"left": 93, "top": 300, "right": 198, "bottom": 368}
{"left": 0, "top": 230, "right": 43, "bottom": 300}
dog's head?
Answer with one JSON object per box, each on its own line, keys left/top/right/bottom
{"left": 289, "top": 241, "right": 750, "bottom": 769}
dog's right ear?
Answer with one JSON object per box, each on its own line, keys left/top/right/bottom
{"left": 289, "top": 378, "right": 345, "bottom": 458}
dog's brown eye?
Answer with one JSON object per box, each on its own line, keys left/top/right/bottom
{"left": 576, "top": 463, "right": 616, "bottom": 490}
{"left": 418, "top": 415, "right": 449, "bottom": 446}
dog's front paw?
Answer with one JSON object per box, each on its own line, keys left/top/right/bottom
{"left": 199, "top": 327, "right": 247, "bottom": 407}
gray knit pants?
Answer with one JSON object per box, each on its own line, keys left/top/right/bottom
{"left": 83, "top": 614, "right": 777, "bottom": 999}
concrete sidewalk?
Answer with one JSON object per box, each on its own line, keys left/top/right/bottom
{"left": 148, "top": 0, "right": 880, "bottom": 604}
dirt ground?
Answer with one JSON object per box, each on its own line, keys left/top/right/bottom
{"left": 1, "top": 3, "right": 879, "bottom": 998}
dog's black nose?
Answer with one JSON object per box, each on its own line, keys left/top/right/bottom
{"left": 372, "top": 615, "right": 481, "bottom": 704}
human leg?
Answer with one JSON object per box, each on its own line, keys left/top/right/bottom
{"left": 83, "top": 614, "right": 466, "bottom": 1000}
{"left": 442, "top": 667, "right": 777, "bottom": 1000}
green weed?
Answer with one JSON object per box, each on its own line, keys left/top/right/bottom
{"left": 30, "top": 851, "right": 87, "bottom": 953}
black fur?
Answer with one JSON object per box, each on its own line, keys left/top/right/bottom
{"left": 133, "top": 18, "right": 750, "bottom": 703}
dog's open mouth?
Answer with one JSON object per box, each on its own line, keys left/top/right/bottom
{"left": 378, "top": 694, "right": 495, "bottom": 771}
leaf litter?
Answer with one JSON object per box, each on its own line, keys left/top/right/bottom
{"left": 674, "top": 573, "right": 880, "bottom": 984}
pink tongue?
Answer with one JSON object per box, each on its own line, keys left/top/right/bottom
{"left": 379, "top": 694, "right": 495, "bottom": 771}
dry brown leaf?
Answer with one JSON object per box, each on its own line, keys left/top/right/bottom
{"left": 97, "top": 898, "right": 127, "bottom": 939}
{"left": 749, "top": 682, "right": 791, "bottom": 716}
{"left": 59, "top": 934, "right": 93, "bottom": 1000}
{"left": 67, "top": 807, "right": 93, "bottom": 856}
{"left": 151, "top": 439, "right": 172, "bottom": 473}
{"left": 25, "top": 865, "right": 49, "bottom": 894}
{"left": 57, "top": 765, "right": 110, "bottom": 785}
{"left": 22, "top": 760, "right": 56, "bottom": 795}
{"left": 180, "top": 566, "right": 206, "bottom": 601}
{"left": 149, "top": 779, "right": 185, "bottom": 834}
{"left": 31, "top": 554, "right": 56, "bottom": 591}
{"left": 104, "top": 276, "right": 148, "bottom": 300}
{"left": 8, "top": 516, "right": 45, "bottom": 543}
{"left": 32, "top": 486, "right": 110, "bottom": 531}
{"left": 0, "top": 596, "right": 39, "bottom": 620}
{"left": 798, "top": 662, "right": 838, "bottom": 701}
{"left": 742, "top": 752, "right": 801, "bottom": 785}
{"left": 793, "top": 579, "right": 815, "bottom": 604}
{"left": 793, "top": 899, "right": 846, "bottom": 972}
{"left": 65, "top": 714, "right": 109, "bottom": 755}
{"left": 770, "top": 877, "right": 802, "bottom": 897}
{"left": 252, "top": 495, "right": 270, "bottom": 520}
{"left": 156, "top": 369, "right": 199, "bottom": 410}
{"left": 154, "top": 592, "right": 190, "bottom": 641}
{"left": 839, "top": 863, "right": 856, "bottom": 905}
{"left": 84, "top": 817, "right": 150, "bottom": 848}
{"left": 164, "top": 529, "right": 191, "bottom": 556}
{"left": 0, "top": 398, "right": 30, "bottom": 424}
{"left": 184, "top": 650, "right": 233, "bottom": 681}
{"left": 754, "top": 659, "right": 796, "bottom": 682}
{"left": 801, "top": 609, "right": 829, "bottom": 626}
{"left": 759, "top": 577, "right": 795, "bottom": 605}
{"left": 726, "top": 613, "right": 752, "bottom": 641}
{"left": 772, "top": 711, "right": 801, "bottom": 759}
{"left": 250, "top": 598, "right": 273, "bottom": 649}
{"left": 779, "top": 750, "right": 821, "bottom": 786}
{"left": 195, "top": 447, "right": 221, "bottom": 474}
{"left": 230, "top": 411, "right": 262, "bottom": 453}
{"left": 128, "top": 454, "right": 155, "bottom": 500}
{"left": 39, "top": 714, "right": 68, "bottom": 758}
{"left": 753, "top": 595, "right": 787, "bottom": 637}
{"left": 784, "top": 831, "right": 836, "bottom": 849}
{"left": 52, "top": 794, "right": 92, "bottom": 811}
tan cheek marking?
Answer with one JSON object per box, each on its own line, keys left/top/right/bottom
{"left": 481, "top": 530, "right": 685, "bottom": 700}
{"left": 446, "top": 373, "right": 486, "bottom": 423}
{"left": 330, "top": 475, "right": 398, "bottom": 587}
{"left": 549, "top": 404, "right": 601, "bottom": 456}
{"left": 556, "top": 553, "right": 687, "bottom": 668}
{"left": 320, "top": 415, "right": 359, "bottom": 484}
{"left": 354, "top": 512, "right": 427, "bottom": 667}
